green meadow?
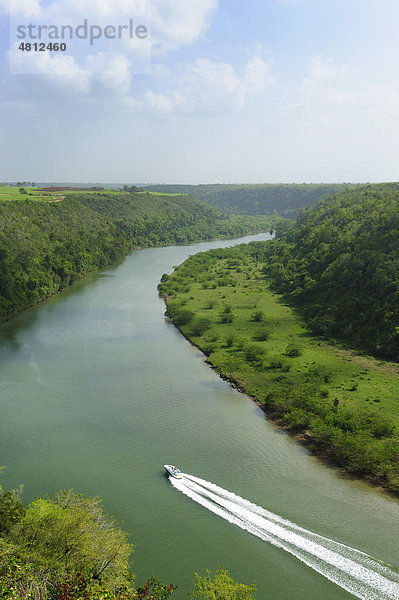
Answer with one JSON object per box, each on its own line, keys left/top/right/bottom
{"left": 0, "top": 186, "right": 69, "bottom": 202}
{"left": 159, "top": 244, "right": 399, "bottom": 493}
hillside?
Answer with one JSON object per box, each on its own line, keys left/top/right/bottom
{"left": 158, "top": 245, "right": 399, "bottom": 493}
{"left": 261, "top": 183, "right": 399, "bottom": 360}
{"left": 143, "top": 184, "right": 352, "bottom": 218}
{"left": 0, "top": 191, "right": 277, "bottom": 323}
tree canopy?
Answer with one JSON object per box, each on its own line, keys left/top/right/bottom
{"left": 0, "top": 191, "right": 276, "bottom": 323}
{"left": 143, "top": 184, "right": 352, "bottom": 218}
{"left": 260, "top": 183, "right": 399, "bottom": 360}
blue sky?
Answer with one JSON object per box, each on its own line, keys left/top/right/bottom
{"left": 1, "top": 0, "right": 399, "bottom": 183}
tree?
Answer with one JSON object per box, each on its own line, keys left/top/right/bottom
{"left": 244, "top": 343, "right": 265, "bottom": 363}
{"left": 0, "top": 488, "right": 25, "bottom": 535}
{"left": 188, "top": 568, "right": 256, "bottom": 600}
{"left": 5, "top": 491, "right": 134, "bottom": 598}
{"left": 136, "top": 577, "right": 177, "bottom": 599}
{"left": 191, "top": 318, "right": 211, "bottom": 337}
{"left": 19, "top": 188, "right": 27, "bottom": 195}
{"left": 250, "top": 310, "right": 263, "bottom": 322}
{"left": 285, "top": 341, "right": 302, "bottom": 357}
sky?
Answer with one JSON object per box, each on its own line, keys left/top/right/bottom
{"left": 1, "top": 0, "right": 399, "bottom": 183}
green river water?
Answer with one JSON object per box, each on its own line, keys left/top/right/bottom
{"left": 0, "top": 233, "right": 398, "bottom": 599}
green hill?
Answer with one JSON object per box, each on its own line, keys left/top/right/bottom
{"left": 0, "top": 191, "right": 276, "bottom": 323}
{"left": 261, "top": 183, "right": 399, "bottom": 360}
{"left": 143, "top": 183, "right": 352, "bottom": 218}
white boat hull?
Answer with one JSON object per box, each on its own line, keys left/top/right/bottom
{"left": 164, "top": 464, "right": 183, "bottom": 479}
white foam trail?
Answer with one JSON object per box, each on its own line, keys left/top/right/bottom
{"left": 170, "top": 474, "right": 399, "bottom": 600}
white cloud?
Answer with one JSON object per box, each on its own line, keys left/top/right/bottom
{"left": 9, "top": 48, "right": 91, "bottom": 92}
{"left": 5, "top": 0, "right": 218, "bottom": 53}
{"left": 140, "top": 56, "right": 273, "bottom": 116}
{"left": 243, "top": 56, "right": 274, "bottom": 94}
{"left": 4, "top": 0, "right": 42, "bottom": 17}
{"left": 85, "top": 53, "right": 131, "bottom": 94}
{"left": 151, "top": 0, "right": 218, "bottom": 53}
{"left": 144, "top": 89, "right": 186, "bottom": 113}
{"left": 8, "top": 45, "right": 135, "bottom": 96}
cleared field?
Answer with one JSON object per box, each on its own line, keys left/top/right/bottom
{"left": 0, "top": 186, "right": 65, "bottom": 202}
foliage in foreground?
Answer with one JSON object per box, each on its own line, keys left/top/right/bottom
{"left": 188, "top": 568, "right": 256, "bottom": 600}
{"left": 0, "top": 485, "right": 253, "bottom": 600}
{"left": 0, "top": 489, "right": 134, "bottom": 599}
{"left": 159, "top": 245, "right": 399, "bottom": 493}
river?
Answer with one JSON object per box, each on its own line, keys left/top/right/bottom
{"left": 0, "top": 233, "right": 398, "bottom": 599}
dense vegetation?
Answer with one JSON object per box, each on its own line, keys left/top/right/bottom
{"left": 260, "top": 183, "right": 399, "bottom": 360}
{"left": 0, "top": 191, "right": 277, "bottom": 323}
{"left": 0, "top": 483, "right": 255, "bottom": 599}
{"left": 159, "top": 245, "right": 399, "bottom": 493}
{"left": 143, "top": 184, "right": 352, "bottom": 218}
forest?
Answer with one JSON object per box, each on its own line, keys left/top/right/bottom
{"left": 143, "top": 184, "right": 352, "bottom": 218}
{"left": 0, "top": 191, "right": 276, "bottom": 324}
{"left": 260, "top": 183, "right": 399, "bottom": 360}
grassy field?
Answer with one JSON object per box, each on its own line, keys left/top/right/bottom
{"left": 0, "top": 186, "right": 67, "bottom": 202}
{"left": 0, "top": 186, "right": 141, "bottom": 202}
{"left": 0, "top": 186, "right": 189, "bottom": 202}
{"left": 159, "top": 245, "right": 399, "bottom": 492}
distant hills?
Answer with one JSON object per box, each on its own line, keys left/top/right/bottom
{"left": 143, "top": 183, "right": 354, "bottom": 218}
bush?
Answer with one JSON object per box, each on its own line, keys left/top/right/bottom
{"left": 253, "top": 328, "right": 270, "bottom": 342}
{"left": 0, "top": 489, "right": 25, "bottom": 535}
{"left": 235, "top": 337, "right": 247, "bottom": 350}
{"left": 2, "top": 491, "right": 134, "bottom": 599}
{"left": 219, "top": 312, "right": 233, "bottom": 323}
{"left": 269, "top": 355, "right": 284, "bottom": 369}
{"left": 202, "top": 343, "right": 217, "bottom": 356}
{"left": 205, "top": 299, "right": 217, "bottom": 309}
{"left": 173, "top": 309, "right": 195, "bottom": 326}
{"left": 244, "top": 344, "right": 265, "bottom": 363}
{"left": 250, "top": 310, "right": 264, "bottom": 322}
{"left": 189, "top": 567, "right": 256, "bottom": 600}
{"left": 225, "top": 334, "right": 236, "bottom": 347}
{"left": 191, "top": 318, "right": 211, "bottom": 337}
{"left": 285, "top": 341, "right": 302, "bottom": 357}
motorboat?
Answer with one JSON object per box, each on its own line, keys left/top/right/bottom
{"left": 164, "top": 464, "right": 183, "bottom": 479}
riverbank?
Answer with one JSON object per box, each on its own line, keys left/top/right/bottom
{"left": 0, "top": 190, "right": 279, "bottom": 324}
{"left": 158, "top": 244, "right": 399, "bottom": 495}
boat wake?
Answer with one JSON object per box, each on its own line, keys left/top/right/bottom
{"left": 170, "top": 473, "right": 399, "bottom": 600}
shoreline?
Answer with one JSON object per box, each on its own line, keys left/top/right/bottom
{"left": 159, "top": 244, "right": 399, "bottom": 500}
{"left": 171, "top": 315, "right": 399, "bottom": 499}
{"left": 0, "top": 228, "right": 272, "bottom": 328}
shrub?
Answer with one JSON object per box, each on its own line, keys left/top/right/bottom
{"left": 189, "top": 567, "right": 256, "bottom": 600}
{"left": 285, "top": 341, "right": 302, "bottom": 357}
{"left": 269, "top": 355, "right": 284, "bottom": 369}
{"left": 250, "top": 310, "right": 264, "bottom": 322}
{"left": 244, "top": 344, "right": 265, "bottom": 363}
{"left": 219, "top": 312, "right": 233, "bottom": 323}
{"left": 205, "top": 299, "right": 217, "bottom": 309}
{"left": 191, "top": 318, "right": 211, "bottom": 337}
{"left": 202, "top": 343, "right": 217, "bottom": 356}
{"left": 173, "top": 309, "right": 195, "bottom": 326}
{"left": 225, "top": 334, "right": 236, "bottom": 347}
{"left": 0, "top": 489, "right": 25, "bottom": 535}
{"left": 253, "top": 328, "right": 270, "bottom": 342}
{"left": 235, "top": 337, "right": 247, "bottom": 350}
